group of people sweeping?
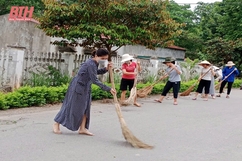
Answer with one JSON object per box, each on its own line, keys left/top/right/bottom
{"left": 154, "top": 59, "right": 239, "bottom": 104}
{"left": 53, "top": 48, "right": 239, "bottom": 137}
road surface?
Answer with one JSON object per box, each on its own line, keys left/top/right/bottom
{"left": 0, "top": 90, "right": 242, "bottom": 161}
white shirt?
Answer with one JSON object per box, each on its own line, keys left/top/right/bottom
{"left": 201, "top": 67, "right": 213, "bottom": 81}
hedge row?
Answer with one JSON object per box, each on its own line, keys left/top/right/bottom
{"left": 0, "top": 79, "right": 241, "bottom": 110}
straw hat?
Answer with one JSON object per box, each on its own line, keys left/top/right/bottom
{"left": 163, "top": 57, "right": 176, "bottom": 64}
{"left": 198, "top": 60, "right": 211, "bottom": 66}
{"left": 121, "top": 54, "right": 134, "bottom": 63}
{"left": 225, "top": 61, "right": 235, "bottom": 66}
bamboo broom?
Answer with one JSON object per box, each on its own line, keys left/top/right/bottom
{"left": 122, "top": 75, "right": 138, "bottom": 106}
{"left": 180, "top": 67, "right": 213, "bottom": 96}
{"left": 215, "top": 68, "right": 236, "bottom": 89}
{"left": 109, "top": 68, "right": 153, "bottom": 149}
{"left": 137, "top": 68, "right": 174, "bottom": 98}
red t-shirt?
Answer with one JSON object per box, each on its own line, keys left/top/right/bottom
{"left": 122, "top": 62, "right": 137, "bottom": 79}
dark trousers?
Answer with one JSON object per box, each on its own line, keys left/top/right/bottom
{"left": 219, "top": 81, "right": 233, "bottom": 95}
{"left": 161, "top": 81, "right": 180, "bottom": 98}
{"left": 196, "top": 79, "right": 211, "bottom": 94}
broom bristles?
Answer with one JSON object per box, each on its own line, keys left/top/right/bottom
{"left": 123, "top": 87, "right": 137, "bottom": 105}
{"left": 215, "top": 82, "right": 221, "bottom": 89}
{"left": 114, "top": 102, "right": 153, "bottom": 149}
{"left": 137, "top": 86, "right": 153, "bottom": 98}
{"left": 109, "top": 68, "right": 153, "bottom": 149}
{"left": 180, "top": 85, "right": 195, "bottom": 96}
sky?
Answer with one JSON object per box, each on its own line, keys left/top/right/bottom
{"left": 174, "top": 0, "right": 223, "bottom": 10}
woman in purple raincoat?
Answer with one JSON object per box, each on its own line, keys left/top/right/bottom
{"left": 53, "top": 48, "right": 116, "bottom": 135}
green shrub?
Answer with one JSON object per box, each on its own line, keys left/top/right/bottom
{"left": 5, "top": 92, "right": 26, "bottom": 108}
{"left": 0, "top": 94, "right": 8, "bottom": 110}
{"left": 1, "top": 79, "right": 242, "bottom": 110}
{"left": 233, "top": 79, "right": 242, "bottom": 88}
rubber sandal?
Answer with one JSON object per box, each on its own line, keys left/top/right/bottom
{"left": 226, "top": 95, "right": 229, "bottom": 98}
{"left": 154, "top": 99, "right": 162, "bottom": 103}
{"left": 192, "top": 98, "right": 197, "bottom": 100}
{"left": 173, "top": 102, "right": 178, "bottom": 105}
{"left": 216, "top": 95, "right": 221, "bottom": 97}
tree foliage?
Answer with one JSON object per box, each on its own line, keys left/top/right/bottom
{"left": 38, "top": 0, "right": 182, "bottom": 56}
{"left": 206, "top": 38, "right": 242, "bottom": 69}
{"left": 217, "top": 0, "right": 242, "bottom": 40}
{"left": 167, "top": 0, "right": 203, "bottom": 59}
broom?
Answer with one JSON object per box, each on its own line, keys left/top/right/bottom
{"left": 215, "top": 68, "right": 236, "bottom": 89}
{"left": 137, "top": 68, "right": 174, "bottom": 98}
{"left": 109, "top": 67, "right": 153, "bottom": 149}
{"left": 121, "top": 71, "right": 138, "bottom": 106}
{"left": 180, "top": 67, "right": 213, "bottom": 96}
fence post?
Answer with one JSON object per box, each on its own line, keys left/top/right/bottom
{"left": 62, "top": 52, "right": 74, "bottom": 77}
{"left": 7, "top": 45, "right": 26, "bottom": 89}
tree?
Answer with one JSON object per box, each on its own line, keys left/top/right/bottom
{"left": 37, "top": 0, "right": 182, "bottom": 59}
{"left": 194, "top": 2, "right": 223, "bottom": 41}
{"left": 217, "top": 0, "right": 242, "bottom": 40}
{"left": 205, "top": 37, "right": 242, "bottom": 71}
{"left": 167, "top": 0, "right": 203, "bottom": 59}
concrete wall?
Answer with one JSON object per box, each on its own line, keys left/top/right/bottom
{"left": 0, "top": 14, "right": 51, "bottom": 52}
{"left": 119, "top": 45, "right": 185, "bottom": 61}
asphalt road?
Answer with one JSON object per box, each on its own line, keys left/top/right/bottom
{"left": 0, "top": 89, "right": 242, "bottom": 161}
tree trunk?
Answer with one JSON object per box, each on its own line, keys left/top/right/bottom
{"left": 106, "top": 45, "right": 112, "bottom": 83}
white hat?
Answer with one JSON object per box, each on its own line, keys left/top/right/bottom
{"left": 213, "top": 66, "right": 220, "bottom": 70}
{"left": 121, "top": 54, "right": 134, "bottom": 63}
{"left": 225, "top": 61, "right": 235, "bottom": 66}
{"left": 198, "top": 60, "right": 211, "bottom": 65}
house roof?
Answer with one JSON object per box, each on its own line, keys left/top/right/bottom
{"left": 167, "top": 45, "right": 186, "bottom": 51}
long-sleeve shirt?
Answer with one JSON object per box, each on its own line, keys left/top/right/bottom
{"left": 222, "top": 66, "right": 239, "bottom": 82}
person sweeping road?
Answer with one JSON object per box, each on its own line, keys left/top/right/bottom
{"left": 216, "top": 61, "right": 239, "bottom": 98}
{"left": 120, "top": 54, "right": 141, "bottom": 107}
{"left": 154, "top": 57, "right": 182, "bottom": 105}
{"left": 192, "top": 60, "right": 215, "bottom": 101}
{"left": 53, "top": 48, "right": 116, "bottom": 135}
{"left": 201, "top": 66, "right": 222, "bottom": 99}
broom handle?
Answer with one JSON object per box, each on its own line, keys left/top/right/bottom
{"left": 152, "top": 68, "right": 174, "bottom": 86}
{"left": 194, "top": 66, "right": 214, "bottom": 85}
{"left": 133, "top": 59, "right": 141, "bottom": 87}
{"left": 109, "top": 67, "right": 119, "bottom": 103}
{"left": 215, "top": 68, "right": 236, "bottom": 87}
{"left": 133, "top": 69, "right": 138, "bottom": 87}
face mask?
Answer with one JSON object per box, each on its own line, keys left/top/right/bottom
{"left": 98, "top": 59, "right": 107, "bottom": 64}
{"left": 125, "top": 61, "right": 130, "bottom": 64}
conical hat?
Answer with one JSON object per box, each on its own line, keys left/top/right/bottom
{"left": 225, "top": 61, "right": 235, "bottom": 66}
{"left": 198, "top": 60, "right": 211, "bottom": 65}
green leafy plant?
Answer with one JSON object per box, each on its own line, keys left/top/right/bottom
{"left": 1, "top": 79, "right": 242, "bottom": 110}
{"left": 24, "top": 66, "right": 71, "bottom": 87}
{"left": 180, "top": 58, "right": 200, "bottom": 82}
